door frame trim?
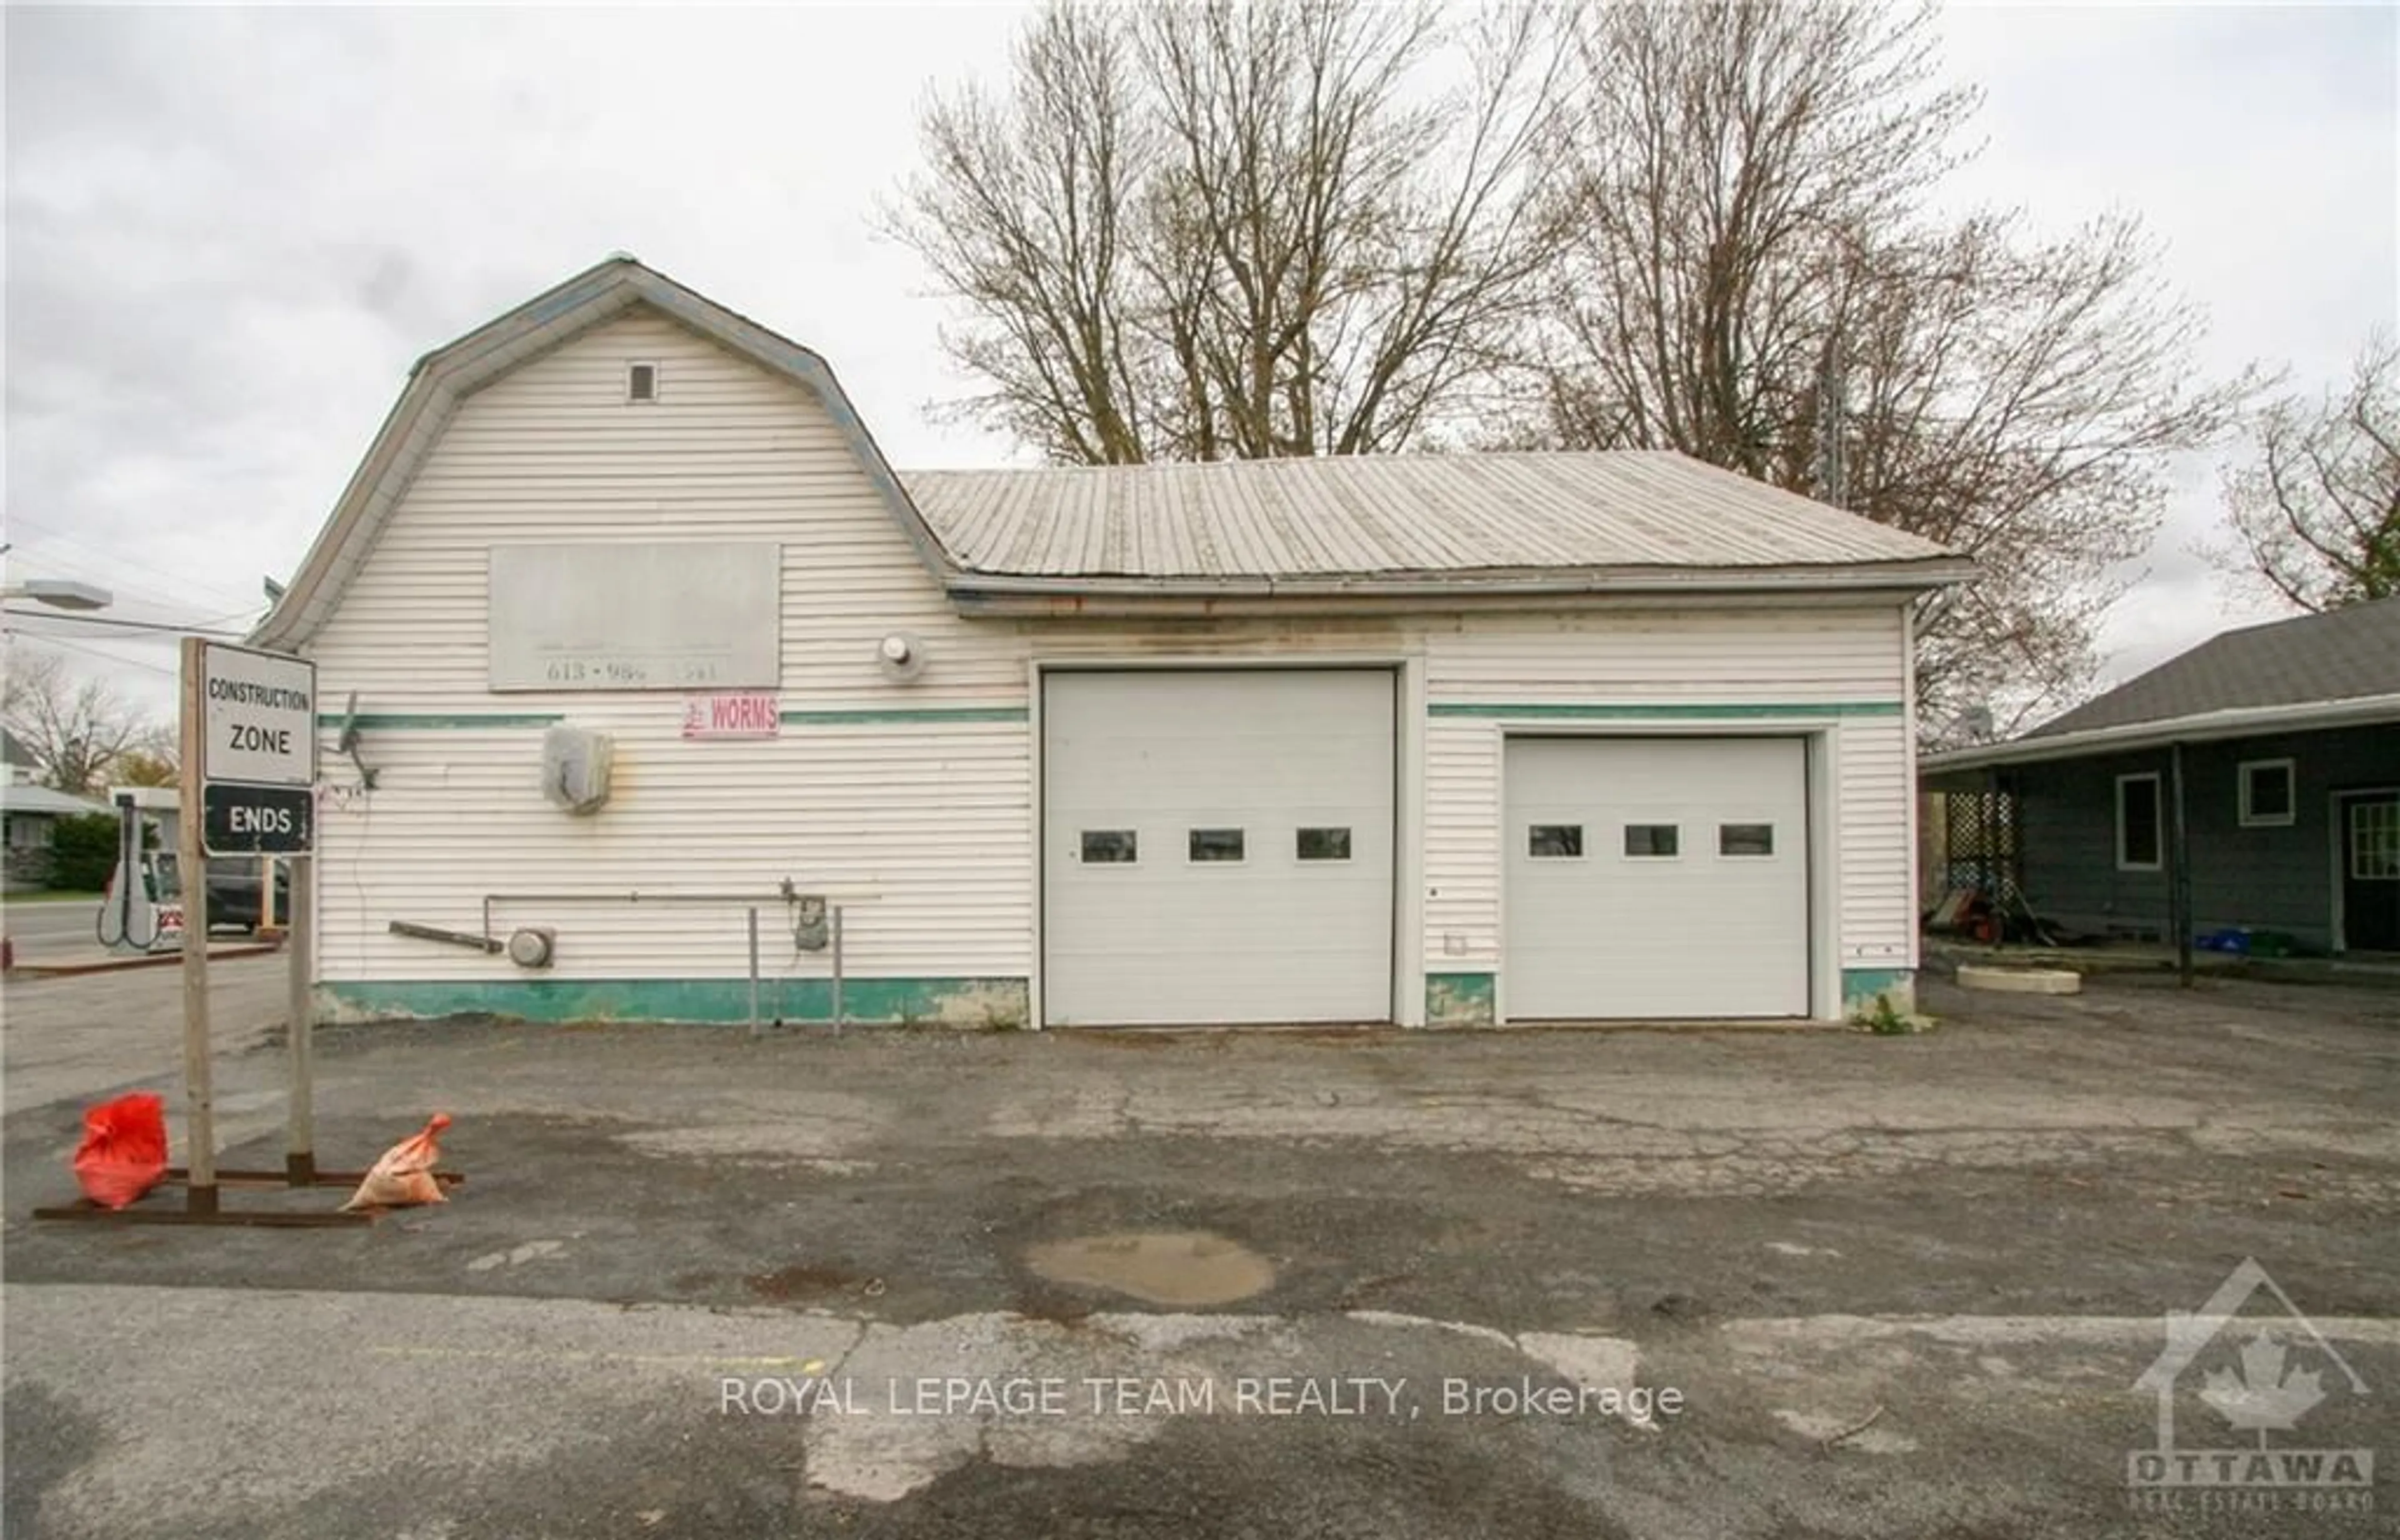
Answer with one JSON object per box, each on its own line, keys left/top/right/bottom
{"left": 1494, "top": 722, "right": 1839, "bottom": 1022}
{"left": 1030, "top": 656, "right": 1420, "bottom": 1029}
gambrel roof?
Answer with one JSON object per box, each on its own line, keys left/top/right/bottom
{"left": 252, "top": 257, "right": 949, "bottom": 650}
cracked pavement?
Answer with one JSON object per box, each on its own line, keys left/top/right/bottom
{"left": 5, "top": 959, "right": 2398, "bottom": 1537}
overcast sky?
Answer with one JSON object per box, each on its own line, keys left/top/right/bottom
{"left": 5, "top": 2, "right": 2393, "bottom": 722}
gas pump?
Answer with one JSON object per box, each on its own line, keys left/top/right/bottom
{"left": 95, "top": 788, "right": 182, "bottom": 953}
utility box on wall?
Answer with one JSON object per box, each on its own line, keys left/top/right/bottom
{"left": 541, "top": 726, "right": 614, "bottom": 815}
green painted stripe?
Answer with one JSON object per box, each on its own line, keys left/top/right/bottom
{"left": 781, "top": 707, "right": 1029, "bottom": 726}
{"left": 311, "top": 708, "right": 1028, "bottom": 730}
{"left": 314, "top": 711, "right": 565, "bottom": 729}
{"left": 320, "top": 976, "right": 1029, "bottom": 1028}
{"left": 1429, "top": 701, "right": 1902, "bottom": 721}
{"left": 329, "top": 702, "right": 1879, "bottom": 729}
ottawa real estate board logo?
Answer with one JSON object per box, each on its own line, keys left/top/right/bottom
{"left": 2128, "top": 1258, "right": 2374, "bottom": 1517}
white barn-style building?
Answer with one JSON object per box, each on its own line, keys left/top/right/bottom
{"left": 254, "top": 259, "right": 1969, "bottom": 1029}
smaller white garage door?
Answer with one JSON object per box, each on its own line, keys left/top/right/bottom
{"left": 1504, "top": 737, "right": 1809, "bottom": 1019}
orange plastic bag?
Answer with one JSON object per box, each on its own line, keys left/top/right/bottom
{"left": 341, "top": 1113, "right": 452, "bottom": 1211}
{"left": 73, "top": 1092, "right": 169, "bottom": 1209}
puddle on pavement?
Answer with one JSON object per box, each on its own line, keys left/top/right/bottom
{"left": 1024, "top": 1231, "right": 1275, "bottom": 1307}
{"left": 747, "top": 1261, "right": 871, "bottom": 1301}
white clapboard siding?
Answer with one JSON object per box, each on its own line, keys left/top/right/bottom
{"left": 1424, "top": 714, "right": 1502, "bottom": 968}
{"left": 312, "top": 719, "right": 1029, "bottom": 981}
{"left": 1419, "top": 609, "right": 1912, "bottom": 972}
{"left": 306, "top": 312, "right": 1031, "bottom": 984}
{"left": 1832, "top": 712, "right": 1915, "bottom": 970}
{"left": 1429, "top": 609, "right": 1904, "bottom": 702}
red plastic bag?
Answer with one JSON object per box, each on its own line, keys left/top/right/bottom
{"left": 73, "top": 1092, "right": 169, "bottom": 1210}
{"left": 342, "top": 1114, "right": 452, "bottom": 1211}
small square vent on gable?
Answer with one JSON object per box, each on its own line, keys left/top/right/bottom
{"left": 626, "top": 361, "right": 659, "bottom": 402}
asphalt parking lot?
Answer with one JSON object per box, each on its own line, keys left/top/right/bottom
{"left": 5, "top": 960, "right": 2396, "bottom": 1539}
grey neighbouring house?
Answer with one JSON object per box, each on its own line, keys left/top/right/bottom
{"left": 1920, "top": 596, "right": 2400, "bottom": 956}
{"left": 1, "top": 739, "right": 108, "bottom": 891}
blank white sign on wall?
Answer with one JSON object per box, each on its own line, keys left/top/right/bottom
{"left": 487, "top": 542, "right": 782, "bottom": 691}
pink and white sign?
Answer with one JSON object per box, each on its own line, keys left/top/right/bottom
{"left": 681, "top": 692, "right": 782, "bottom": 739}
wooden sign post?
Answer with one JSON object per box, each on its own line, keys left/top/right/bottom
{"left": 178, "top": 637, "right": 218, "bottom": 1214}
{"left": 287, "top": 851, "right": 316, "bottom": 1182}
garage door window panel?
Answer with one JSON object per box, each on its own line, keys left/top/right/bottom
{"left": 1080, "top": 830, "right": 1139, "bottom": 864}
{"left": 1188, "top": 828, "right": 1246, "bottom": 863}
{"left": 1622, "top": 824, "right": 1681, "bottom": 859}
{"left": 1718, "top": 823, "right": 1776, "bottom": 858}
{"left": 1297, "top": 826, "right": 1352, "bottom": 861}
{"left": 1528, "top": 824, "right": 1584, "bottom": 859}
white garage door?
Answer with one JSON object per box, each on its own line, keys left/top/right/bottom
{"left": 1044, "top": 671, "right": 1395, "bottom": 1026}
{"left": 1504, "top": 737, "right": 1809, "bottom": 1019}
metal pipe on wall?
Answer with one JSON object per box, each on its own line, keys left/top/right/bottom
{"left": 747, "top": 908, "right": 761, "bottom": 1038}
{"left": 831, "top": 906, "right": 844, "bottom": 1034}
{"left": 481, "top": 890, "right": 792, "bottom": 938}
{"left": 2170, "top": 742, "right": 2192, "bottom": 987}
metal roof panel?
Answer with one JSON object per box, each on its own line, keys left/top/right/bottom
{"left": 900, "top": 450, "right": 1949, "bottom": 580}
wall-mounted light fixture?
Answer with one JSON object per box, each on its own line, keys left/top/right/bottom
{"left": 876, "top": 631, "right": 926, "bottom": 682}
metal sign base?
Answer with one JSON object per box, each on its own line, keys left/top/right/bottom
{"left": 31, "top": 1165, "right": 466, "bottom": 1228}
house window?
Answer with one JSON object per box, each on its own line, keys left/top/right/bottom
{"left": 2354, "top": 801, "right": 2399, "bottom": 881}
{"left": 1188, "top": 828, "right": 1245, "bottom": 862}
{"left": 1528, "top": 824, "right": 1583, "bottom": 859}
{"left": 2238, "top": 759, "right": 2294, "bottom": 827}
{"left": 1080, "top": 829, "right": 1137, "bottom": 864}
{"left": 626, "top": 362, "right": 659, "bottom": 402}
{"left": 1622, "top": 823, "right": 1681, "bottom": 858}
{"left": 2116, "top": 773, "right": 2162, "bottom": 871}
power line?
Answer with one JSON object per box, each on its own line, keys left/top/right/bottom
{"left": 6, "top": 512, "right": 270, "bottom": 607}
{"left": 191, "top": 604, "right": 269, "bottom": 629}
{"left": 0, "top": 608, "right": 248, "bottom": 638}
{"left": 0, "top": 550, "right": 220, "bottom": 620}
{"left": 10, "top": 631, "right": 181, "bottom": 679}
{"left": 4, "top": 513, "right": 271, "bottom": 612}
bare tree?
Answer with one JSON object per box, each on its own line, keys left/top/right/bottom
{"left": 1, "top": 649, "right": 171, "bottom": 794}
{"left": 113, "top": 747, "right": 181, "bottom": 788}
{"left": 1539, "top": 1, "right": 2247, "bottom": 729}
{"left": 888, "top": 0, "right": 1568, "bottom": 462}
{"left": 2212, "top": 332, "right": 2400, "bottom": 612}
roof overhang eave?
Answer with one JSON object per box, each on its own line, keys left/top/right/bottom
{"left": 1921, "top": 691, "right": 2400, "bottom": 778}
{"left": 944, "top": 557, "right": 1975, "bottom": 614}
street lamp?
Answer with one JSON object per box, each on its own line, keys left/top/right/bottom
{"left": 0, "top": 579, "right": 114, "bottom": 611}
